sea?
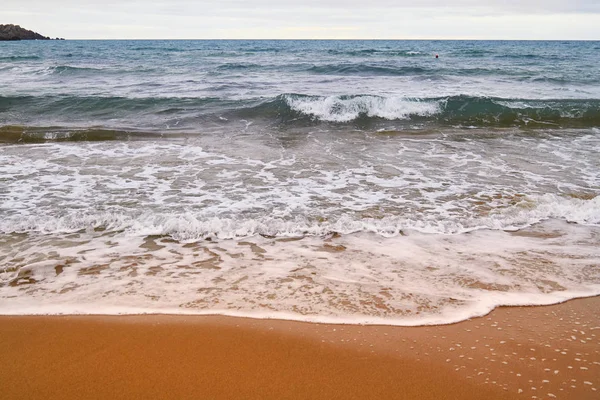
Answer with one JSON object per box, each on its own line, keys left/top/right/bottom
{"left": 0, "top": 40, "right": 599, "bottom": 325}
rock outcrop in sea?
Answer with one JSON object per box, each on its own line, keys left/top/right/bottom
{"left": 0, "top": 24, "right": 63, "bottom": 41}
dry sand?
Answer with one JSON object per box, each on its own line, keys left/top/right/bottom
{"left": 1, "top": 297, "right": 598, "bottom": 400}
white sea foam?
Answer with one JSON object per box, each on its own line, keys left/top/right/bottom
{"left": 284, "top": 95, "right": 441, "bottom": 122}
{"left": 0, "top": 192, "right": 597, "bottom": 239}
{"left": 1, "top": 220, "right": 599, "bottom": 325}
{"left": 0, "top": 132, "right": 598, "bottom": 239}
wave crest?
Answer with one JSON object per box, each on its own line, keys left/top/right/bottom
{"left": 2, "top": 94, "right": 600, "bottom": 130}
{"left": 283, "top": 94, "right": 440, "bottom": 122}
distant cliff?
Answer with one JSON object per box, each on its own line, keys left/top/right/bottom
{"left": 0, "top": 24, "right": 63, "bottom": 41}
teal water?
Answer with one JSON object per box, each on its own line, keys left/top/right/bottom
{"left": 1, "top": 40, "right": 599, "bottom": 134}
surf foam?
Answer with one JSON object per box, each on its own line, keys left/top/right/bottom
{"left": 1, "top": 220, "right": 599, "bottom": 325}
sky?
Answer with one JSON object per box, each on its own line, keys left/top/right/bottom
{"left": 3, "top": 0, "right": 600, "bottom": 40}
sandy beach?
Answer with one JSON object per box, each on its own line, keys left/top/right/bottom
{"left": 1, "top": 297, "right": 598, "bottom": 400}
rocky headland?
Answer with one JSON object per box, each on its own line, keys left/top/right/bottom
{"left": 0, "top": 24, "right": 63, "bottom": 41}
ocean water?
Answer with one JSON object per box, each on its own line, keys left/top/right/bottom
{"left": 0, "top": 40, "right": 599, "bottom": 324}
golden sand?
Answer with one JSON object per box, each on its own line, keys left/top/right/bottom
{"left": 1, "top": 297, "right": 598, "bottom": 400}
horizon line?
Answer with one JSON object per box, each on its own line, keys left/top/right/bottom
{"left": 30, "top": 38, "right": 600, "bottom": 41}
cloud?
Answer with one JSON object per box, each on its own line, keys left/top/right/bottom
{"left": 5, "top": 0, "right": 600, "bottom": 14}
{"left": 2, "top": 0, "right": 599, "bottom": 39}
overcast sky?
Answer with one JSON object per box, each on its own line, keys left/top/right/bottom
{"left": 4, "top": 1, "right": 600, "bottom": 39}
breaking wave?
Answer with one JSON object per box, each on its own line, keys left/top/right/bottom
{"left": 1, "top": 94, "right": 600, "bottom": 132}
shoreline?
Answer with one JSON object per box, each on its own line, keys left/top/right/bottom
{"left": 2, "top": 297, "right": 598, "bottom": 399}
{"left": 2, "top": 291, "right": 599, "bottom": 326}
{"left": 3, "top": 219, "right": 598, "bottom": 326}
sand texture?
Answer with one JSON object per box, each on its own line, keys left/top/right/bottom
{"left": 1, "top": 297, "right": 599, "bottom": 400}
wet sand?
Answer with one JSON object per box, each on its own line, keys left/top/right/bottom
{"left": 1, "top": 297, "right": 598, "bottom": 400}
